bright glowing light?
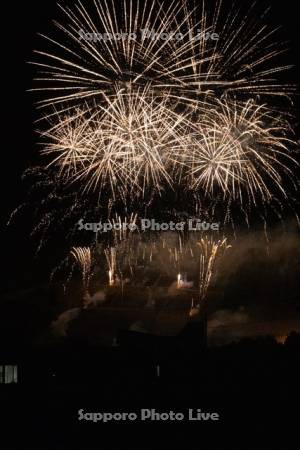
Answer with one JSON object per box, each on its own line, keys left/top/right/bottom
{"left": 108, "top": 269, "right": 114, "bottom": 286}
{"left": 177, "top": 273, "right": 182, "bottom": 289}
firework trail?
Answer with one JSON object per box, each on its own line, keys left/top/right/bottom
{"left": 198, "top": 237, "right": 230, "bottom": 303}
{"left": 70, "top": 246, "right": 92, "bottom": 293}
{"left": 105, "top": 246, "right": 117, "bottom": 285}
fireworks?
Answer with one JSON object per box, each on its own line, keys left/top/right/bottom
{"left": 40, "top": 96, "right": 298, "bottom": 207}
{"left": 40, "top": 88, "right": 190, "bottom": 197}
{"left": 198, "top": 237, "right": 230, "bottom": 303}
{"left": 20, "top": 0, "right": 299, "bottom": 313}
{"left": 56, "top": 231, "right": 231, "bottom": 313}
{"left": 59, "top": 231, "right": 224, "bottom": 303}
{"left": 70, "top": 246, "right": 92, "bottom": 292}
{"left": 32, "top": 0, "right": 294, "bottom": 113}
{"left": 32, "top": 0, "right": 297, "bottom": 208}
{"left": 105, "top": 247, "right": 117, "bottom": 286}
{"left": 181, "top": 99, "right": 298, "bottom": 204}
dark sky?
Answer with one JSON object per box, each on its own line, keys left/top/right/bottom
{"left": 1, "top": 0, "right": 300, "bottom": 292}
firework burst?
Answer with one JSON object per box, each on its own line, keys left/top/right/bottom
{"left": 32, "top": 0, "right": 294, "bottom": 114}
{"left": 179, "top": 99, "right": 298, "bottom": 205}
{"left": 31, "top": 0, "right": 298, "bottom": 209}
{"left": 40, "top": 87, "right": 189, "bottom": 198}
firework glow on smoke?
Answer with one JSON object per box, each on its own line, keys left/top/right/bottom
{"left": 55, "top": 229, "right": 230, "bottom": 312}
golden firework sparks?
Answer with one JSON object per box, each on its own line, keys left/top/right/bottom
{"left": 70, "top": 246, "right": 92, "bottom": 292}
